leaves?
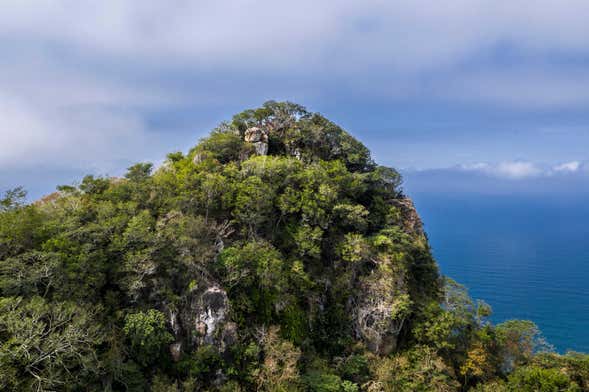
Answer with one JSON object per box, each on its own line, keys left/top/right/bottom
{"left": 123, "top": 309, "right": 174, "bottom": 367}
{"left": 0, "top": 297, "right": 104, "bottom": 391}
{"left": 0, "top": 101, "right": 574, "bottom": 391}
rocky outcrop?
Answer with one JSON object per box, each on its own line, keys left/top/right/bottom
{"left": 195, "top": 286, "right": 229, "bottom": 345}
{"left": 169, "top": 283, "right": 233, "bottom": 361}
{"left": 349, "top": 196, "right": 425, "bottom": 355}
{"left": 192, "top": 150, "right": 211, "bottom": 164}
{"left": 391, "top": 197, "right": 424, "bottom": 237}
{"left": 244, "top": 127, "right": 269, "bottom": 155}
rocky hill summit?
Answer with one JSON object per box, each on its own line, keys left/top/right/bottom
{"left": 1, "top": 101, "right": 587, "bottom": 391}
{"left": 160, "top": 101, "right": 439, "bottom": 360}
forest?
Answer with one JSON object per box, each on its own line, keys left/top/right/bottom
{"left": 1, "top": 101, "right": 588, "bottom": 391}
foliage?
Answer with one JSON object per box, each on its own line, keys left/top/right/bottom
{"left": 0, "top": 296, "right": 104, "bottom": 391}
{"left": 0, "top": 187, "right": 27, "bottom": 212}
{"left": 0, "top": 101, "right": 581, "bottom": 391}
{"left": 123, "top": 309, "right": 174, "bottom": 367}
{"left": 505, "top": 365, "right": 580, "bottom": 391}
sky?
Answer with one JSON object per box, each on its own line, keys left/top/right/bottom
{"left": 1, "top": 1, "right": 589, "bottom": 199}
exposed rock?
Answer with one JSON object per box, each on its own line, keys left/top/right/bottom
{"left": 390, "top": 197, "right": 424, "bottom": 237}
{"left": 197, "top": 286, "right": 228, "bottom": 344}
{"left": 169, "top": 309, "right": 181, "bottom": 337}
{"left": 244, "top": 127, "right": 269, "bottom": 155}
{"left": 172, "top": 283, "right": 235, "bottom": 354}
{"left": 212, "top": 369, "right": 228, "bottom": 388}
{"left": 192, "top": 150, "right": 211, "bottom": 164}
{"left": 169, "top": 342, "right": 182, "bottom": 362}
{"left": 244, "top": 126, "right": 267, "bottom": 143}
{"left": 181, "top": 283, "right": 229, "bottom": 345}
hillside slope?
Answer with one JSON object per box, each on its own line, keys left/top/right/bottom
{"left": 1, "top": 101, "right": 587, "bottom": 391}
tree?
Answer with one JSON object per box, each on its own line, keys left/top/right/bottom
{"left": 123, "top": 309, "right": 174, "bottom": 367}
{"left": 219, "top": 241, "right": 286, "bottom": 323}
{"left": 125, "top": 162, "right": 154, "bottom": 182}
{"left": 256, "top": 326, "right": 302, "bottom": 391}
{"left": 234, "top": 175, "right": 275, "bottom": 235}
{"left": 0, "top": 187, "right": 26, "bottom": 212}
{"left": 506, "top": 366, "right": 580, "bottom": 392}
{"left": 497, "top": 320, "right": 553, "bottom": 373}
{"left": 0, "top": 297, "right": 104, "bottom": 391}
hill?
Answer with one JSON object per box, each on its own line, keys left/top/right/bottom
{"left": 1, "top": 101, "right": 587, "bottom": 391}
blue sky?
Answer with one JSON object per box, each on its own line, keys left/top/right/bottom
{"left": 1, "top": 1, "right": 589, "bottom": 199}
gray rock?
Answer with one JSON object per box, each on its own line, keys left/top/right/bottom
{"left": 244, "top": 127, "right": 267, "bottom": 143}
{"left": 390, "top": 197, "right": 424, "bottom": 237}
{"left": 253, "top": 141, "right": 268, "bottom": 155}
{"left": 244, "top": 127, "right": 269, "bottom": 156}
{"left": 192, "top": 151, "right": 211, "bottom": 164}
{"left": 169, "top": 342, "right": 182, "bottom": 362}
{"left": 195, "top": 286, "right": 228, "bottom": 344}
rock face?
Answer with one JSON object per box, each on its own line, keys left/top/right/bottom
{"left": 352, "top": 197, "right": 426, "bottom": 355}
{"left": 196, "top": 286, "right": 229, "bottom": 344}
{"left": 164, "top": 199, "right": 427, "bottom": 359}
{"left": 192, "top": 151, "right": 210, "bottom": 164}
{"left": 174, "top": 284, "right": 231, "bottom": 353}
{"left": 391, "top": 197, "right": 424, "bottom": 237}
{"left": 244, "top": 127, "right": 269, "bottom": 155}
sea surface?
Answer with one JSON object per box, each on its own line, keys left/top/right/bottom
{"left": 409, "top": 193, "right": 589, "bottom": 353}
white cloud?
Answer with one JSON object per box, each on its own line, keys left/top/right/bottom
{"left": 459, "top": 162, "right": 491, "bottom": 171}
{"left": 552, "top": 161, "right": 581, "bottom": 173}
{"left": 459, "top": 161, "right": 542, "bottom": 179}
{"left": 493, "top": 161, "right": 542, "bottom": 179}
{"left": 456, "top": 160, "right": 589, "bottom": 179}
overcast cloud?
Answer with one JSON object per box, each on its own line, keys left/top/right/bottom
{"left": 1, "top": 1, "right": 589, "bottom": 198}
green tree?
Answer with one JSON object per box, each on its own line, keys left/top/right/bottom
{"left": 0, "top": 187, "right": 26, "bottom": 212}
{"left": 0, "top": 297, "right": 104, "bottom": 391}
{"left": 123, "top": 309, "right": 174, "bottom": 367}
{"left": 506, "top": 366, "right": 580, "bottom": 391}
{"left": 497, "top": 320, "right": 553, "bottom": 372}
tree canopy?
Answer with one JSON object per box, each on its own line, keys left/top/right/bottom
{"left": 0, "top": 101, "right": 585, "bottom": 391}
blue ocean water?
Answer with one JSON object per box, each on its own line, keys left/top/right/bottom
{"left": 410, "top": 193, "right": 589, "bottom": 353}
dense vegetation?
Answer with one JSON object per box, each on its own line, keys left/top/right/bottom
{"left": 1, "top": 101, "right": 587, "bottom": 391}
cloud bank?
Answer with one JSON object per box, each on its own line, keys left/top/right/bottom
{"left": 1, "top": 1, "right": 589, "bottom": 198}
{"left": 404, "top": 160, "right": 589, "bottom": 196}
{"left": 458, "top": 160, "right": 588, "bottom": 179}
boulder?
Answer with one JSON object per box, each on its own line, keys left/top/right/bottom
{"left": 244, "top": 127, "right": 269, "bottom": 155}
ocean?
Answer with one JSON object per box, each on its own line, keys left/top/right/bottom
{"left": 410, "top": 193, "right": 589, "bottom": 353}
